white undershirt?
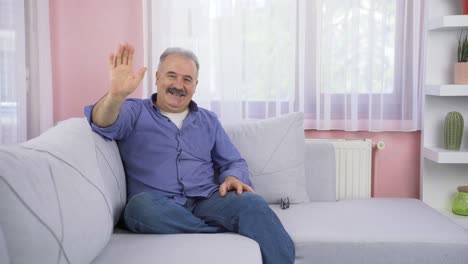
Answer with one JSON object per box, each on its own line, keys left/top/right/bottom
{"left": 160, "top": 108, "right": 189, "bottom": 129}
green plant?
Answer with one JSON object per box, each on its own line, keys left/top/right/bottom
{"left": 458, "top": 31, "right": 468, "bottom": 62}
{"left": 444, "top": 111, "right": 464, "bottom": 151}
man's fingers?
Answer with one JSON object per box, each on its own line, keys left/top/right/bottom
{"left": 245, "top": 185, "right": 255, "bottom": 193}
{"left": 137, "top": 67, "right": 147, "bottom": 81}
{"left": 115, "top": 44, "right": 123, "bottom": 65}
{"left": 108, "top": 53, "right": 115, "bottom": 70}
{"left": 220, "top": 176, "right": 255, "bottom": 197}
{"left": 236, "top": 183, "right": 243, "bottom": 195}
{"left": 122, "top": 43, "right": 129, "bottom": 65}
{"left": 128, "top": 45, "right": 134, "bottom": 68}
{"left": 219, "top": 183, "right": 227, "bottom": 197}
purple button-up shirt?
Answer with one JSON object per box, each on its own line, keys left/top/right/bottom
{"left": 84, "top": 93, "right": 253, "bottom": 205}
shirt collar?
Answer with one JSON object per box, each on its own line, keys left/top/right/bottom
{"left": 150, "top": 93, "right": 199, "bottom": 112}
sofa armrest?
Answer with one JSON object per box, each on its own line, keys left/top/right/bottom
{"left": 0, "top": 224, "right": 9, "bottom": 264}
{"left": 304, "top": 140, "right": 336, "bottom": 201}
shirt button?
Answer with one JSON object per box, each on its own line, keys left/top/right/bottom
{"left": 178, "top": 132, "right": 182, "bottom": 136}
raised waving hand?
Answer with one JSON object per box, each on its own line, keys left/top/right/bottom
{"left": 91, "top": 43, "right": 147, "bottom": 128}
{"left": 108, "top": 43, "right": 147, "bottom": 100}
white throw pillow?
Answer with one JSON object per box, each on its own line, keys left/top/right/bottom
{"left": 224, "top": 112, "right": 309, "bottom": 204}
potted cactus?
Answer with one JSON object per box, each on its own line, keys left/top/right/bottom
{"left": 455, "top": 31, "right": 468, "bottom": 84}
{"left": 444, "top": 111, "right": 464, "bottom": 151}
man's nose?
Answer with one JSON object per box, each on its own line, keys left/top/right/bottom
{"left": 174, "top": 77, "right": 184, "bottom": 89}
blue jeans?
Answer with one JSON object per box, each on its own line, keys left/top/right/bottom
{"left": 123, "top": 191, "right": 295, "bottom": 264}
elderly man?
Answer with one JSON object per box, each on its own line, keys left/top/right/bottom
{"left": 84, "top": 43, "right": 295, "bottom": 264}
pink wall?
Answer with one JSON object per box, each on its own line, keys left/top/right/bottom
{"left": 49, "top": 0, "right": 144, "bottom": 123}
{"left": 49, "top": 1, "right": 422, "bottom": 198}
{"left": 305, "top": 130, "right": 421, "bottom": 198}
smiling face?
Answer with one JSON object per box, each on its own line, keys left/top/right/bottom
{"left": 155, "top": 54, "right": 198, "bottom": 113}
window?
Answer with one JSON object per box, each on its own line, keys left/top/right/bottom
{"left": 0, "top": 0, "right": 27, "bottom": 144}
{"left": 144, "top": 0, "right": 423, "bottom": 131}
{"left": 320, "top": 0, "right": 396, "bottom": 94}
{"left": 0, "top": 0, "right": 53, "bottom": 144}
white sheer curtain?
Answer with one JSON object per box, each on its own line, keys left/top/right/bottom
{"left": 144, "top": 0, "right": 423, "bottom": 131}
{"left": 309, "top": 0, "right": 424, "bottom": 131}
{"left": 25, "top": 0, "right": 53, "bottom": 139}
{"left": 0, "top": 0, "right": 53, "bottom": 145}
{"left": 0, "top": 0, "right": 27, "bottom": 144}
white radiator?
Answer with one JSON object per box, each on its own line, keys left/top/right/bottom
{"left": 308, "top": 138, "right": 372, "bottom": 200}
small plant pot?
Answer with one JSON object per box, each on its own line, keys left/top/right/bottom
{"left": 454, "top": 63, "right": 468, "bottom": 84}
{"left": 453, "top": 186, "right": 468, "bottom": 216}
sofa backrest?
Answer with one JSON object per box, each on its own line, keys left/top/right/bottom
{"left": 304, "top": 140, "right": 337, "bottom": 201}
{"left": 0, "top": 118, "right": 126, "bottom": 264}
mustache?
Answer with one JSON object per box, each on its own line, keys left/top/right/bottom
{"left": 167, "top": 87, "right": 187, "bottom": 97}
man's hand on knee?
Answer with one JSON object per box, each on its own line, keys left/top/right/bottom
{"left": 219, "top": 176, "right": 255, "bottom": 197}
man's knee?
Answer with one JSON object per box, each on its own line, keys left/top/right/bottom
{"left": 225, "top": 192, "right": 271, "bottom": 214}
{"left": 123, "top": 192, "right": 170, "bottom": 233}
{"left": 239, "top": 192, "right": 268, "bottom": 205}
{"left": 125, "top": 192, "right": 166, "bottom": 216}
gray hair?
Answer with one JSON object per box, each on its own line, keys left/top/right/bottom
{"left": 158, "top": 47, "right": 200, "bottom": 72}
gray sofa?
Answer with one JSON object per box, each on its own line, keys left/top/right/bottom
{"left": 1, "top": 116, "right": 468, "bottom": 264}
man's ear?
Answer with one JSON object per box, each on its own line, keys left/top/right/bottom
{"left": 155, "top": 71, "right": 160, "bottom": 86}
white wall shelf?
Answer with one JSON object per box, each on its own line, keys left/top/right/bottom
{"left": 421, "top": 0, "right": 468, "bottom": 230}
{"left": 426, "top": 85, "right": 468, "bottom": 96}
{"left": 428, "top": 15, "right": 468, "bottom": 30}
{"left": 424, "top": 147, "right": 468, "bottom": 163}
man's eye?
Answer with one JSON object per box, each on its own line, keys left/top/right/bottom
{"left": 184, "top": 78, "right": 192, "bottom": 83}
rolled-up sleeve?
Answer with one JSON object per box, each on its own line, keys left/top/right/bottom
{"left": 211, "top": 120, "right": 254, "bottom": 188}
{"left": 83, "top": 99, "right": 141, "bottom": 140}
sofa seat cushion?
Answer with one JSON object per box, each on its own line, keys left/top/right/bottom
{"left": 272, "top": 198, "right": 468, "bottom": 264}
{"left": 92, "top": 231, "right": 262, "bottom": 264}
